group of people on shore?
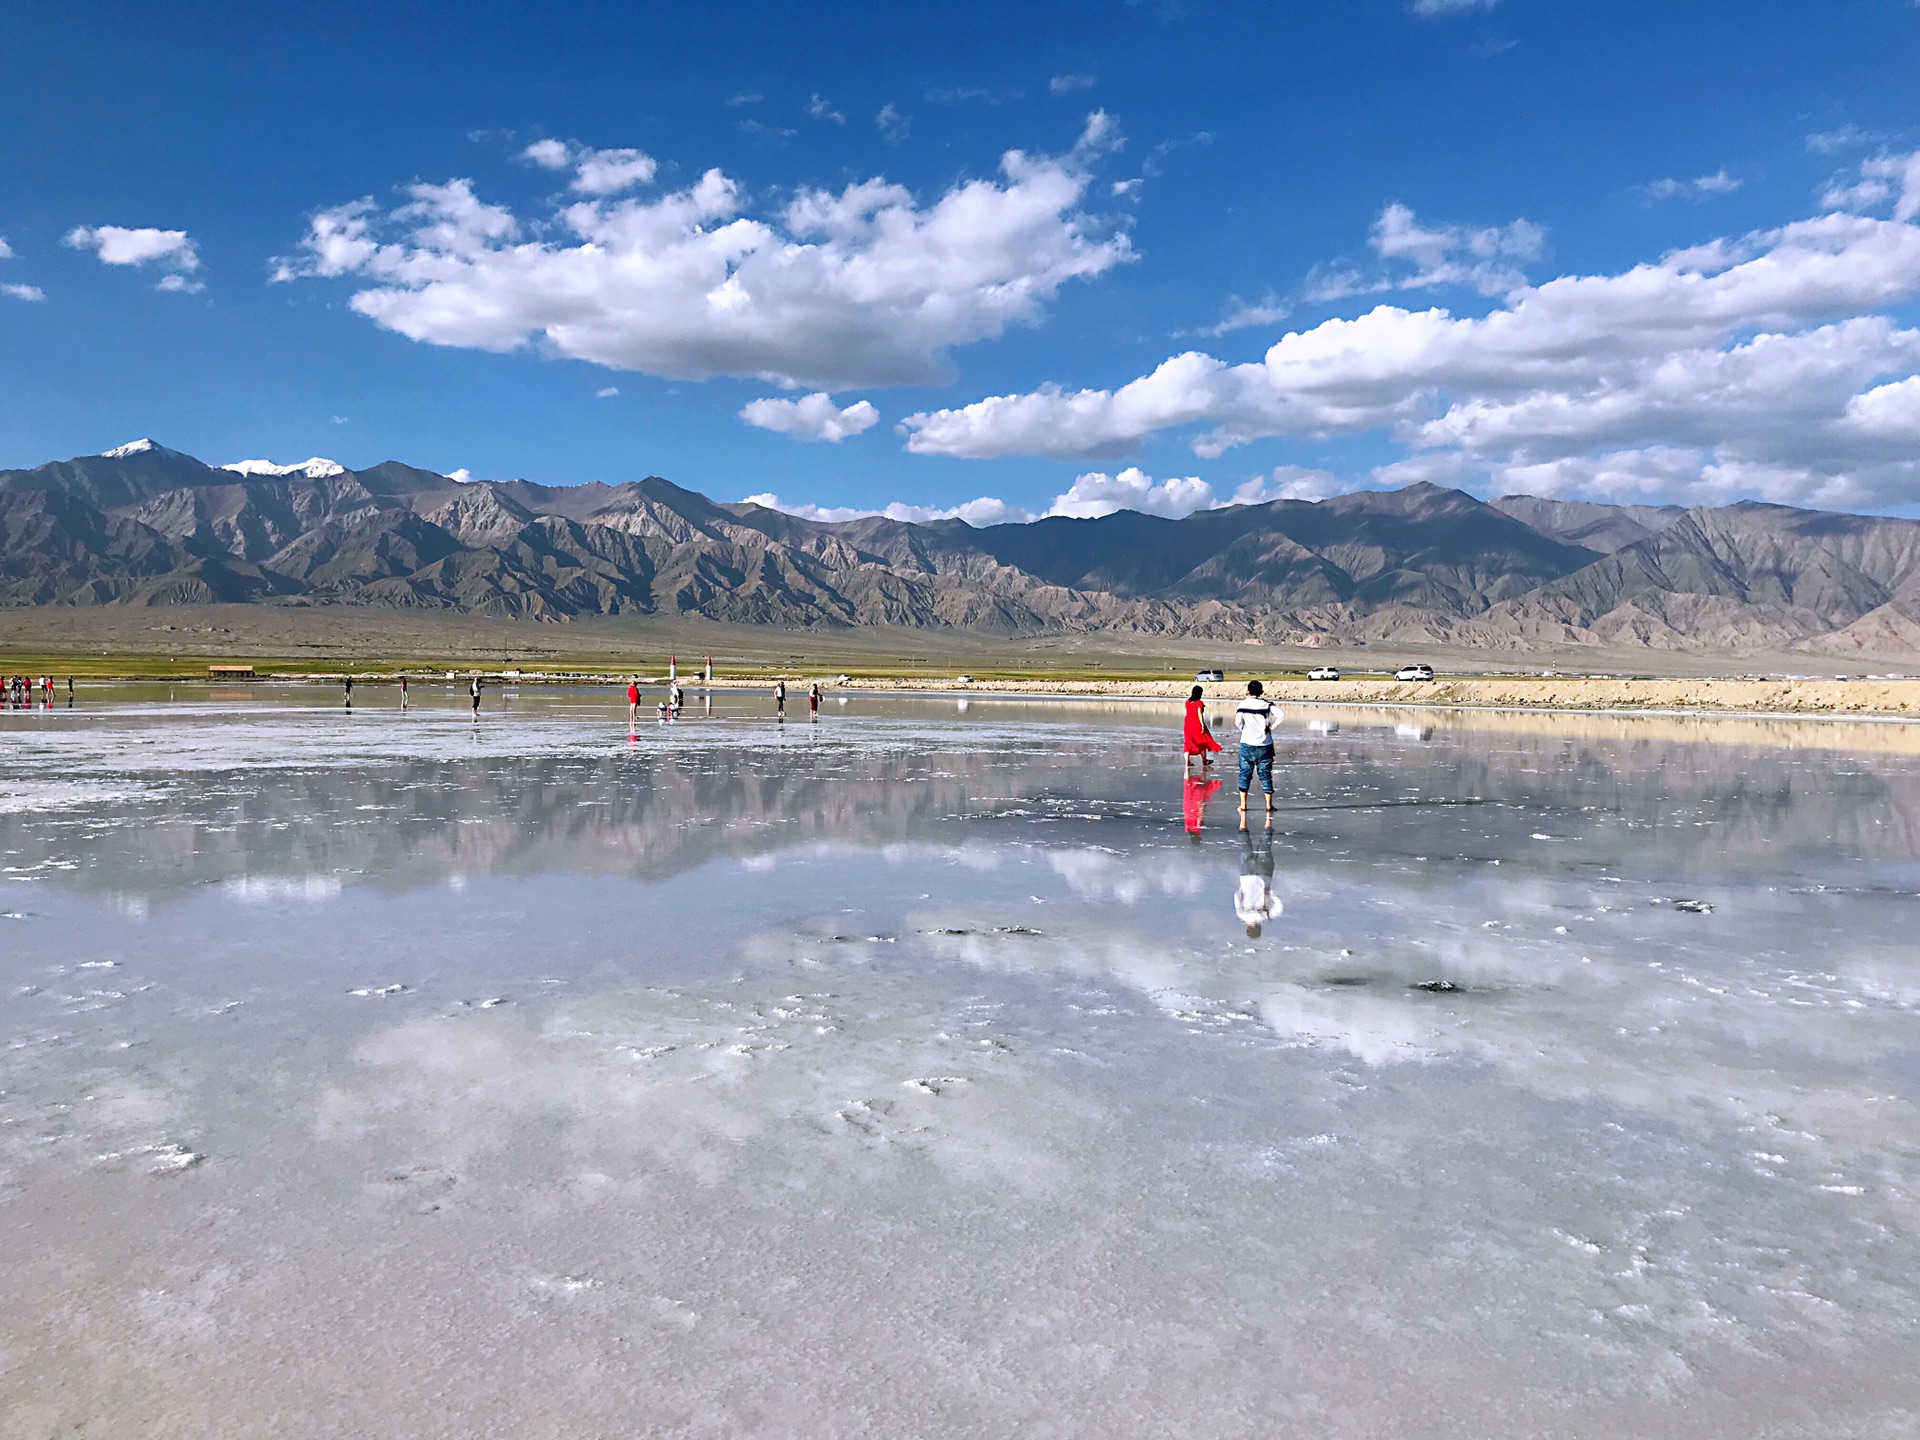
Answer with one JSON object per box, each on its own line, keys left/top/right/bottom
{"left": 6, "top": 676, "right": 69, "bottom": 705}
{"left": 624, "top": 676, "right": 824, "bottom": 727}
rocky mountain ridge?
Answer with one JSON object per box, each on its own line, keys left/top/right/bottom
{"left": 5, "top": 440, "right": 1920, "bottom": 656}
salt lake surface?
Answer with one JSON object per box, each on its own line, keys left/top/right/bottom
{"left": 3, "top": 684, "right": 1919, "bottom": 1438}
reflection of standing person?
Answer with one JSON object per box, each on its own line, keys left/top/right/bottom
{"left": 774, "top": 679, "right": 786, "bottom": 720}
{"left": 808, "top": 682, "right": 820, "bottom": 722}
{"left": 1183, "top": 775, "right": 1221, "bottom": 842}
{"left": 469, "top": 676, "right": 483, "bottom": 716}
{"left": 626, "top": 679, "right": 640, "bottom": 726}
{"left": 1235, "top": 815, "right": 1284, "bottom": 936}
{"left": 1183, "top": 685, "right": 1223, "bottom": 770}
{"left": 1234, "top": 680, "right": 1278, "bottom": 816}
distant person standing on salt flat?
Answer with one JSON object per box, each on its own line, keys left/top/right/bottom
{"left": 399, "top": 675, "right": 409, "bottom": 709}
{"left": 670, "top": 681, "right": 684, "bottom": 716}
{"left": 469, "top": 675, "right": 483, "bottom": 716}
{"left": 1183, "top": 684, "right": 1223, "bottom": 771}
{"left": 1234, "top": 680, "right": 1279, "bottom": 816}
{"left": 808, "top": 681, "right": 821, "bottom": 722}
{"left": 774, "top": 679, "right": 786, "bottom": 721}
{"left": 626, "top": 679, "right": 641, "bottom": 726}
{"left": 703, "top": 655, "right": 713, "bottom": 684}
{"left": 343, "top": 675, "right": 353, "bottom": 706}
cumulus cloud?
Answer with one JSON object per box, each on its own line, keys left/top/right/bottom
{"left": 1306, "top": 202, "right": 1543, "bottom": 301}
{"left": 1641, "top": 170, "right": 1742, "bottom": 202}
{"left": 740, "top": 492, "right": 1028, "bottom": 526}
{"left": 739, "top": 463, "right": 1327, "bottom": 528}
{"left": 518, "top": 140, "right": 658, "bottom": 194}
{"left": 1046, "top": 467, "right": 1214, "bottom": 518}
{"left": 900, "top": 152, "right": 1920, "bottom": 508}
{"left": 2, "top": 282, "right": 44, "bottom": 302}
{"left": 275, "top": 121, "right": 1130, "bottom": 392}
{"left": 740, "top": 391, "right": 881, "bottom": 442}
{"left": 0, "top": 236, "right": 12, "bottom": 259}
{"left": 63, "top": 225, "right": 202, "bottom": 290}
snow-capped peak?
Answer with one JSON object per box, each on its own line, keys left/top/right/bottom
{"left": 102, "top": 438, "right": 162, "bottom": 458}
{"left": 222, "top": 457, "right": 348, "bottom": 479}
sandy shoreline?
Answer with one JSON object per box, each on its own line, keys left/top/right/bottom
{"left": 827, "top": 674, "right": 1920, "bottom": 720}
{"left": 140, "top": 669, "right": 1920, "bottom": 720}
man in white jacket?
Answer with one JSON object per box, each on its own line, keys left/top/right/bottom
{"left": 1233, "top": 680, "right": 1279, "bottom": 815}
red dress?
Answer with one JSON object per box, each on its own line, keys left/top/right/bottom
{"left": 1184, "top": 699, "right": 1224, "bottom": 756}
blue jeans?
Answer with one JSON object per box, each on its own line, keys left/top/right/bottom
{"left": 1238, "top": 743, "right": 1274, "bottom": 794}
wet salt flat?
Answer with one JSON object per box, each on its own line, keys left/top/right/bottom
{"left": 3, "top": 686, "right": 1919, "bottom": 1438}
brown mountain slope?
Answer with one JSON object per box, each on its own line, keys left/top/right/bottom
{"left": 5, "top": 442, "right": 1920, "bottom": 657}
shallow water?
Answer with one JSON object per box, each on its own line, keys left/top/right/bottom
{"left": 3, "top": 686, "right": 1918, "bottom": 1438}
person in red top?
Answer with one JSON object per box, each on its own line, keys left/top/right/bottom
{"left": 626, "top": 679, "right": 641, "bottom": 727}
{"left": 1183, "top": 684, "right": 1224, "bottom": 770}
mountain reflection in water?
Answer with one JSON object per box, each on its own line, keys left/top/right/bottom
{"left": 1, "top": 690, "right": 1918, "bottom": 1439}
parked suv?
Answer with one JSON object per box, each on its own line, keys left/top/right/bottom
{"left": 1395, "top": 664, "right": 1436, "bottom": 682}
{"left": 1307, "top": 665, "right": 1340, "bottom": 681}
{"left": 1195, "top": 669, "right": 1225, "bottom": 682}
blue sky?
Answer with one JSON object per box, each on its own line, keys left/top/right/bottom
{"left": 3, "top": 0, "right": 1920, "bottom": 520}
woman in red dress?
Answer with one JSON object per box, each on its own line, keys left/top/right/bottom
{"left": 1183, "top": 684, "right": 1224, "bottom": 769}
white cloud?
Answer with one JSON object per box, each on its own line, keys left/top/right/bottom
{"left": 1046, "top": 467, "right": 1214, "bottom": 519}
{"left": 1821, "top": 150, "right": 1920, "bottom": 223}
{"left": 518, "top": 140, "right": 657, "bottom": 194}
{"left": 740, "top": 392, "right": 881, "bottom": 442}
{"left": 520, "top": 139, "right": 571, "bottom": 170}
{"left": 1050, "top": 74, "right": 1096, "bottom": 93}
{"left": 1808, "top": 125, "right": 1889, "bottom": 156}
{"left": 1306, "top": 202, "right": 1543, "bottom": 301}
{"left": 1203, "top": 292, "right": 1289, "bottom": 336}
{"left": 742, "top": 466, "right": 1252, "bottom": 527}
{"left": 0, "top": 237, "right": 13, "bottom": 259}
{"left": 2, "top": 282, "right": 44, "bottom": 302}
{"left": 740, "top": 492, "right": 1029, "bottom": 526}
{"left": 276, "top": 121, "right": 1131, "bottom": 391}
{"left": 63, "top": 225, "right": 201, "bottom": 291}
{"left": 727, "top": 91, "right": 763, "bottom": 107}
{"left": 448, "top": 468, "right": 474, "bottom": 483}
{"left": 900, "top": 153, "right": 1920, "bottom": 508}
{"left": 875, "top": 103, "right": 910, "bottom": 143}
{"left": 1230, "top": 465, "right": 1346, "bottom": 504}
{"left": 596, "top": 385, "right": 620, "bottom": 398}
{"left": 807, "top": 94, "right": 845, "bottom": 124}
{"left": 1641, "top": 170, "right": 1742, "bottom": 202}
{"left": 1411, "top": 0, "right": 1497, "bottom": 12}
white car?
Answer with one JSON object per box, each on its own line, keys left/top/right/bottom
{"left": 1308, "top": 665, "right": 1340, "bottom": 681}
{"left": 1395, "top": 664, "right": 1436, "bottom": 682}
{"left": 1195, "top": 669, "right": 1225, "bottom": 682}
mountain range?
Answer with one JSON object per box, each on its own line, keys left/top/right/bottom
{"left": 5, "top": 439, "right": 1920, "bottom": 657}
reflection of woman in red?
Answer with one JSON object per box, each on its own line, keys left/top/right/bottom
{"left": 1183, "top": 684, "right": 1224, "bottom": 770}
{"left": 1183, "top": 774, "right": 1221, "bottom": 841}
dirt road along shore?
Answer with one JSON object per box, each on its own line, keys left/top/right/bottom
{"left": 836, "top": 674, "right": 1920, "bottom": 718}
